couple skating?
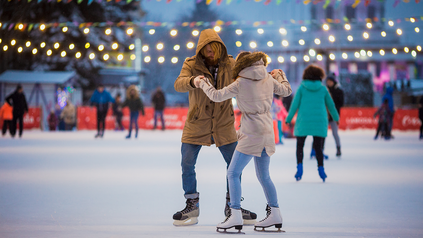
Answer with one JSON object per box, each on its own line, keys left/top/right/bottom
{"left": 173, "top": 29, "right": 292, "bottom": 233}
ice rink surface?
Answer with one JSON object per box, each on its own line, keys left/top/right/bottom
{"left": 1, "top": 129, "right": 422, "bottom": 238}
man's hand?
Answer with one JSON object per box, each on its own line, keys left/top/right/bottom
{"left": 270, "top": 69, "right": 283, "bottom": 79}
{"left": 193, "top": 75, "right": 205, "bottom": 88}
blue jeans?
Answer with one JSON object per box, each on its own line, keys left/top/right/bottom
{"left": 228, "top": 149, "right": 279, "bottom": 209}
{"left": 181, "top": 141, "right": 237, "bottom": 197}
{"left": 128, "top": 111, "right": 139, "bottom": 135}
{"left": 154, "top": 110, "right": 165, "bottom": 129}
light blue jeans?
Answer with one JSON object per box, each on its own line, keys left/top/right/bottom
{"left": 227, "top": 149, "right": 279, "bottom": 209}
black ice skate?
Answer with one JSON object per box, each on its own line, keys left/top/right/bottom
{"left": 173, "top": 197, "right": 199, "bottom": 226}
{"left": 216, "top": 208, "right": 245, "bottom": 234}
{"left": 225, "top": 193, "right": 257, "bottom": 225}
{"left": 254, "top": 205, "right": 285, "bottom": 233}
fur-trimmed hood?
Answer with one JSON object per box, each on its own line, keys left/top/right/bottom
{"left": 232, "top": 52, "right": 268, "bottom": 80}
{"left": 126, "top": 85, "right": 139, "bottom": 99}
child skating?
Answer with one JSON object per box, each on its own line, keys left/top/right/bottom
{"left": 195, "top": 51, "right": 292, "bottom": 233}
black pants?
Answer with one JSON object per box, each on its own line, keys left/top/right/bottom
{"left": 375, "top": 122, "right": 390, "bottom": 138}
{"left": 419, "top": 115, "right": 423, "bottom": 136}
{"left": 2, "top": 120, "right": 12, "bottom": 135}
{"left": 11, "top": 114, "right": 24, "bottom": 137}
{"left": 297, "top": 136, "right": 325, "bottom": 167}
{"left": 115, "top": 114, "right": 123, "bottom": 130}
{"left": 97, "top": 111, "right": 107, "bottom": 135}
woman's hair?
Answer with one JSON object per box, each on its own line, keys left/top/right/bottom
{"left": 200, "top": 41, "right": 222, "bottom": 62}
{"left": 235, "top": 51, "right": 251, "bottom": 62}
{"left": 302, "top": 64, "right": 325, "bottom": 81}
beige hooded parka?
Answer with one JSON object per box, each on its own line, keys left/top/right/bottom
{"left": 198, "top": 52, "right": 292, "bottom": 157}
{"left": 174, "top": 29, "right": 237, "bottom": 147}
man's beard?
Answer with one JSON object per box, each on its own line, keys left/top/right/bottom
{"left": 205, "top": 57, "right": 218, "bottom": 66}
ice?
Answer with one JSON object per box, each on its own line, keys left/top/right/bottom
{"left": 1, "top": 129, "right": 423, "bottom": 237}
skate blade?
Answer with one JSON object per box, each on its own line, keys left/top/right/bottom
{"left": 242, "top": 219, "right": 256, "bottom": 226}
{"left": 216, "top": 227, "right": 245, "bottom": 234}
{"left": 173, "top": 217, "right": 198, "bottom": 226}
{"left": 254, "top": 224, "right": 285, "bottom": 233}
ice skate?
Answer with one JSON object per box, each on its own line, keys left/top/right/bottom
{"left": 216, "top": 208, "right": 244, "bottom": 234}
{"left": 224, "top": 193, "right": 257, "bottom": 225}
{"left": 295, "top": 163, "right": 303, "bottom": 181}
{"left": 310, "top": 148, "right": 328, "bottom": 159}
{"left": 254, "top": 205, "right": 284, "bottom": 232}
{"left": 336, "top": 146, "right": 342, "bottom": 157}
{"left": 318, "top": 166, "right": 327, "bottom": 182}
{"left": 173, "top": 197, "right": 199, "bottom": 226}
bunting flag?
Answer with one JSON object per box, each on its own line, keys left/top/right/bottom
{"left": 323, "top": 0, "right": 330, "bottom": 8}
{"left": 364, "top": 0, "right": 370, "bottom": 6}
{"left": 352, "top": 0, "right": 360, "bottom": 8}
{"left": 393, "top": 0, "right": 400, "bottom": 7}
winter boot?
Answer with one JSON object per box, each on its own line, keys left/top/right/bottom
{"left": 336, "top": 146, "right": 341, "bottom": 157}
{"left": 217, "top": 208, "right": 243, "bottom": 233}
{"left": 254, "top": 205, "right": 283, "bottom": 232}
{"left": 295, "top": 163, "right": 303, "bottom": 181}
{"left": 225, "top": 192, "right": 257, "bottom": 225}
{"left": 318, "top": 166, "right": 327, "bottom": 182}
{"left": 135, "top": 130, "right": 138, "bottom": 138}
{"left": 173, "top": 197, "right": 199, "bottom": 226}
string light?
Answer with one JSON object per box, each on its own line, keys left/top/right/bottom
{"left": 360, "top": 50, "right": 366, "bottom": 56}
{"left": 329, "top": 35, "right": 335, "bottom": 43}
{"left": 174, "top": 45, "right": 180, "bottom": 51}
{"left": 47, "top": 49, "right": 52, "bottom": 56}
{"left": 388, "top": 20, "right": 394, "bottom": 27}
{"left": 404, "top": 47, "right": 409, "bottom": 53}
{"left": 105, "top": 28, "right": 112, "bottom": 35}
{"left": 62, "top": 26, "right": 68, "bottom": 32}
{"left": 301, "top": 26, "right": 307, "bottom": 32}
{"left": 381, "top": 31, "right": 387, "bottom": 37}
{"left": 98, "top": 45, "right": 104, "bottom": 51}
{"left": 309, "top": 49, "right": 316, "bottom": 57}
{"left": 278, "top": 56, "right": 284, "bottom": 63}
{"left": 83, "top": 28, "right": 89, "bottom": 34}
{"left": 235, "top": 29, "right": 242, "bottom": 35}
{"left": 354, "top": 52, "right": 360, "bottom": 58}
{"left": 342, "top": 53, "right": 348, "bottom": 59}
{"left": 366, "top": 22, "right": 372, "bottom": 29}
{"left": 392, "top": 48, "right": 398, "bottom": 54}
{"left": 267, "top": 56, "right": 272, "bottom": 63}
{"left": 249, "top": 41, "right": 257, "bottom": 49}
{"left": 61, "top": 51, "right": 66, "bottom": 57}
{"left": 26, "top": 41, "right": 31, "bottom": 47}
{"left": 39, "top": 42, "right": 45, "bottom": 48}
{"left": 410, "top": 18, "right": 416, "bottom": 23}
{"left": 171, "top": 57, "right": 178, "bottom": 64}
{"left": 32, "top": 48, "right": 37, "bottom": 54}
{"left": 142, "top": 45, "right": 149, "bottom": 52}
{"left": 213, "top": 26, "right": 221, "bottom": 32}
{"left": 144, "top": 56, "right": 151, "bottom": 63}
{"left": 89, "top": 53, "right": 95, "bottom": 59}
{"left": 192, "top": 30, "right": 199, "bottom": 36}
{"left": 149, "top": 29, "right": 155, "bottom": 35}
{"left": 415, "top": 27, "right": 420, "bottom": 33}
{"left": 367, "top": 51, "right": 372, "bottom": 57}
{"left": 103, "top": 54, "right": 109, "bottom": 61}
{"left": 417, "top": 45, "right": 422, "bottom": 51}
{"left": 75, "top": 52, "right": 81, "bottom": 58}
{"left": 11, "top": 40, "right": 16, "bottom": 46}
{"left": 112, "top": 43, "right": 118, "bottom": 50}
{"left": 236, "top": 41, "right": 242, "bottom": 47}
{"left": 412, "top": 50, "right": 417, "bottom": 57}
{"left": 303, "top": 55, "right": 310, "bottom": 62}
{"left": 0, "top": 23, "right": 2, "bottom": 28}
{"left": 187, "top": 42, "right": 195, "bottom": 49}
{"left": 279, "top": 28, "right": 287, "bottom": 35}
{"left": 290, "top": 56, "right": 297, "bottom": 62}
{"left": 316, "top": 54, "right": 323, "bottom": 61}
{"left": 299, "top": 39, "right": 305, "bottom": 45}
{"left": 257, "top": 28, "right": 264, "bottom": 34}
{"left": 344, "top": 23, "right": 351, "bottom": 30}
{"left": 170, "top": 29, "right": 178, "bottom": 36}
{"left": 0, "top": 39, "right": 2, "bottom": 44}
{"left": 267, "top": 41, "right": 273, "bottom": 47}
{"left": 18, "top": 24, "right": 24, "bottom": 30}
{"left": 85, "top": 43, "right": 90, "bottom": 49}
{"left": 117, "top": 54, "right": 124, "bottom": 61}
{"left": 314, "top": 38, "right": 321, "bottom": 45}
{"left": 396, "top": 29, "right": 402, "bottom": 35}
{"left": 17, "top": 47, "right": 23, "bottom": 53}
{"left": 129, "top": 44, "right": 135, "bottom": 50}
{"left": 130, "top": 54, "right": 136, "bottom": 60}
{"left": 380, "top": 49, "right": 385, "bottom": 56}
{"left": 322, "top": 24, "right": 330, "bottom": 31}
{"left": 3, "top": 45, "right": 8, "bottom": 51}
{"left": 126, "top": 28, "right": 133, "bottom": 35}
{"left": 156, "top": 43, "right": 164, "bottom": 50}
{"left": 69, "top": 44, "right": 74, "bottom": 50}
{"left": 347, "top": 35, "right": 353, "bottom": 41}
{"left": 329, "top": 53, "right": 335, "bottom": 60}
{"left": 363, "top": 32, "right": 369, "bottom": 39}
{"left": 282, "top": 40, "right": 289, "bottom": 47}
{"left": 158, "top": 56, "right": 165, "bottom": 63}
{"left": 54, "top": 42, "right": 60, "bottom": 49}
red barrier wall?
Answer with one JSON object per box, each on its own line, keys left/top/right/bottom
{"left": 0, "top": 107, "right": 42, "bottom": 130}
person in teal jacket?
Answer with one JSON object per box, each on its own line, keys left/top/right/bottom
{"left": 285, "top": 64, "right": 339, "bottom": 182}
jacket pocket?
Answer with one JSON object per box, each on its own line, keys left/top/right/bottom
{"left": 188, "top": 105, "right": 200, "bottom": 122}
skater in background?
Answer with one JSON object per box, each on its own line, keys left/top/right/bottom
{"left": 122, "top": 85, "right": 144, "bottom": 139}
{"left": 196, "top": 51, "right": 292, "bottom": 232}
{"left": 382, "top": 86, "right": 395, "bottom": 138}
{"left": 173, "top": 29, "right": 257, "bottom": 227}
{"left": 419, "top": 96, "right": 423, "bottom": 140}
{"left": 373, "top": 99, "right": 392, "bottom": 140}
{"left": 6, "top": 84, "right": 28, "bottom": 138}
{"left": 285, "top": 64, "right": 339, "bottom": 182}
{"left": 151, "top": 86, "right": 166, "bottom": 130}
{"left": 113, "top": 93, "right": 124, "bottom": 131}
{"left": 60, "top": 99, "right": 76, "bottom": 131}
{"left": 90, "top": 84, "right": 115, "bottom": 138}
{"left": 47, "top": 110, "right": 58, "bottom": 131}
{"left": 0, "top": 101, "right": 13, "bottom": 136}
{"left": 272, "top": 94, "right": 288, "bottom": 145}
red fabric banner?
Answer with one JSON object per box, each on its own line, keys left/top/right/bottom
{"left": 0, "top": 107, "right": 42, "bottom": 130}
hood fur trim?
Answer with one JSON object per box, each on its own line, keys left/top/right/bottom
{"left": 232, "top": 51, "right": 268, "bottom": 79}
{"left": 126, "top": 85, "right": 139, "bottom": 99}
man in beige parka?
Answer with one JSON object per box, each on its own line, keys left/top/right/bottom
{"left": 172, "top": 29, "right": 257, "bottom": 226}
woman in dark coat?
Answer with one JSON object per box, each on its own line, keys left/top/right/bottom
{"left": 6, "top": 85, "right": 28, "bottom": 138}
{"left": 122, "top": 85, "right": 145, "bottom": 139}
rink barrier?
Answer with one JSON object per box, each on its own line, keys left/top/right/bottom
{"left": 0, "top": 107, "right": 42, "bottom": 130}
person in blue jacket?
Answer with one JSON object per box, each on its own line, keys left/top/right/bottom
{"left": 285, "top": 65, "right": 339, "bottom": 182}
{"left": 381, "top": 86, "right": 394, "bottom": 138}
{"left": 90, "top": 84, "right": 115, "bottom": 138}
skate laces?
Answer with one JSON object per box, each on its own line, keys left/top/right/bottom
{"left": 181, "top": 198, "right": 198, "bottom": 214}
{"left": 259, "top": 205, "right": 271, "bottom": 222}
